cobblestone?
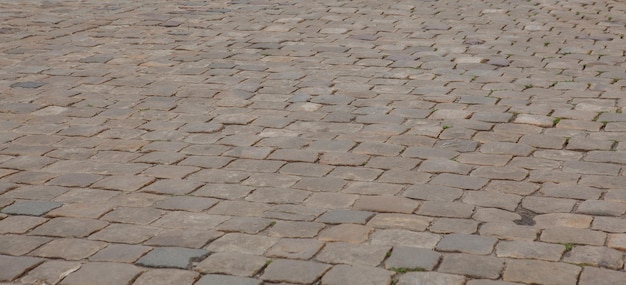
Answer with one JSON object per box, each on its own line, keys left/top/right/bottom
{"left": 436, "top": 234, "right": 498, "bottom": 255}
{"left": 59, "top": 262, "right": 144, "bottom": 285}
{"left": 562, "top": 245, "right": 624, "bottom": 270}
{"left": 503, "top": 259, "right": 581, "bottom": 285}
{"left": 316, "top": 242, "right": 390, "bottom": 267}
{"left": 195, "top": 252, "right": 267, "bottom": 276}
{"left": 384, "top": 246, "right": 441, "bottom": 271}
{"left": 495, "top": 240, "right": 565, "bottom": 261}
{"left": 136, "top": 247, "right": 208, "bottom": 269}
{"left": 20, "top": 260, "right": 81, "bottom": 285}
{"left": 0, "top": 234, "right": 51, "bottom": 256}
{"left": 132, "top": 269, "right": 200, "bottom": 285}
{"left": 397, "top": 272, "right": 465, "bottom": 285}
{"left": 30, "top": 217, "right": 108, "bottom": 238}
{"left": 89, "top": 244, "right": 152, "bottom": 263}
{"left": 438, "top": 253, "right": 504, "bottom": 279}
{"left": 321, "top": 264, "right": 393, "bottom": 285}
{"left": 1, "top": 0, "right": 625, "bottom": 283}
{"left": 261, "top": 259, "right": 330, "bottom": 284}
{"left": 0, "top": 255, "right": 43, "bottom": 282}
{"left": 1, "top": 200, "right": 62, "bottom": 216}
{"left": 195, "top": 274, "right": 262, "bottom": 285}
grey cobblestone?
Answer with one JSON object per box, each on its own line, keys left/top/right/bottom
{"left": 438, "top": 253, "right": 504, "bottom": 279}
{"left": 1, "top": 200, "right": 62, "bottom": 216}
{"left": 503, "top": 259, "right": 581, "bottom": 285}
{"left": 261, "top": 259, "right": 330, "bottom": 284}
{"left": 321, "top": 264, "right": 393, "bottom": 285}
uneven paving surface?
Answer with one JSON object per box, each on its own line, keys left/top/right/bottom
{"left": 0, "top": 0, "right": 625, "bottom": 284}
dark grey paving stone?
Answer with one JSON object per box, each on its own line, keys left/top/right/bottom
{"left": 136, "top": 247, "right": 208, "bottom": 269}
{"left": 10, "top": 81, "right": 46, "bottom": 88}
{"left": 195, "top": 274, "right": 262, "bottom": 285}
{"left": 1, "top": 200, "right": 62, "bottom": 216}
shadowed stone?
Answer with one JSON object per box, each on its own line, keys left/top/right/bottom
{"left": 195, "top": 274, "right": 262, "bottom": 285}
{"left": 1, "top": 200, "right": 62, "bottom": 216}
{"left": 136, "top": 247, "right": 209, "bottom": 269}
{"left": 321, "top": 264, "right": 393, "bottom": 285}
{"left": 397, "top": 272, "right": 465, "bottom": 285}
{"left": 0, "top": 255, "right": 44, "bottom": 282}
{"left": 11, "top": 81, "right": 46, "bottom": 88}
{"left": 261, "top": 259, "right": 330, "bottom": 284}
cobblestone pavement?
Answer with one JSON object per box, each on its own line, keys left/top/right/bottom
{"left": 0, "top": 0, "right": 625, "bottom": 284}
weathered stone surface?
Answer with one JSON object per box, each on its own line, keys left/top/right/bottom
{"left": 370, "top": 229, "right": 440, "bottom": 249}
{"left": 576, "top": 200, "right": 626, "bottom": 216}
{"left": 503, "top": 259, "right": 581, "bottom": 285}
{"left": 579, "top": 267, "right": 626, "bottom": 285}
{"left": 438, "top": 253, "right": 504, "bottom": 279}
{"left": 533, "top": 213, "right": 593, "bottom": 229}
{"left": 132, "top": 269, "right": 200, "bottom": 285}
{"left": 479, "top": 222, "right": 539, "bottom": 241}
{"left": 31, "top": 238, "right": 107, "bottom": 260}
{"left": 607, "top": 234, "right": 626, "bottom": 251}
{"left": 430, "top": 218, "right": 479, "bottom": 234}
{"left": 89, "top": 244, "right": 152, "bottom": 263}
{"left": 496, "top": 240, "right": 565, "bottom": 261}
{"left": 1, "top": 1, "right": 625, "bottom": 283}
{"left": 266, "top": 238, "right": 324, "bottom": 260}
{"left": 316, "top": 242, "right": 390, "bottom": 266}
{"left": 318, "top": 224, "right": 373, "bottom": 243}
{"left": 462, "top": 191, "right": 521, "bottom": 211}
{"left": 21, "top": 260, "right": 82, "bottom": 285}
{"left": 0, "top": 234, "right": 51, "bottom": 256}
{"left": 60, "top": 262, "right": 143, "bottom": 285}
{"left": 321, "top": 264, "right": 393, "bottom": 285}
{"left": 367, "top": 213, "right": 432, "bottom": 231}
{"left": 136, "top": 247, "right": 209, "bottom": 269}
{"left": 144, "top": 229, "right": 222, "bottom": 248}
{"left": 563, "top": 246, "right": 624, "bottom": 269}
{"left": 261, "top": 259, "right": 330, "bottom": 284}
{"left": 267, "top": 221, "right": 325, "bottom": 238}
{"left": 206, "top": 233, "right": 278, "bottom": 255}
{"left": 436, "top": 233, "right": 497, "bottom": 255}
{"left": 316, "top": 209, "right": 373, "bottom": 224}
{"left": 0, "top": 200, "right": 62, "bottom": 216}
{"left": 356, "top": 194, "right": 420, "bottom": 213}
{"left": 541, "top": 227, "right": 607, "bottom": 246}
{"left": 404, "top": 184, "right": 463, "bottom": 201}
{"left": 88, "top": 223, "right": 160, "bottom": 244}
{"left": 416, "top": 201, "right": 475, "bottom": 218}
{"left": 195, "top": 274, "right": 262, "bottom": 285}
{"left": 195, "top": 252, "right": 267, "bottom": 276}
{"left": 592, "top": 216, "right": 626, "bottom": 233}
{"left": 384, "top": 246, "right": 441, "bottom": 271}
{"left": 0, "top": 255, "right": 44, "bottom": 282}
{"left": 397, "top": 272, "right": 466, "bottom": 285}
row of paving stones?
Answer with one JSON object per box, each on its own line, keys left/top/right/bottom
{"left": 1, "top": 236, "right": 625, "bottom": 285}
{"left": 1, "top": 198, "right": 626, "bottom": 284}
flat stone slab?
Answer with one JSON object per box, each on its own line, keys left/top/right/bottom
{"left": 195, "top": 274, "right": 262, "bottom": 285}
{"left": 1, "top": 200, "right": 62, "bottom": 216}
{"left": 0, "top": 255, "right": 44, "bottom": 282}
{"left": 59, "top": 262, "right": 143, "bottom": 285}
{"left": 321, "top": 264, "right": 393, "bottom": 285}
{"left": 261, "top": 259, "right": 330, "bottom": 284}
{"left": 136, "top": 247, "right": 209, "bottom": 269}
{"left": 10, "top": 81, "right": 47, "bottom": 88}
{"left": 385, "top": 246, "right": 441, "bottom": 271}
{"left": 397, "top": 272, "right": 466, "bottom": 285}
